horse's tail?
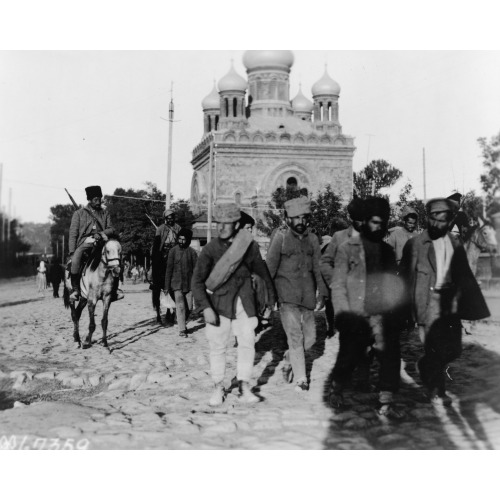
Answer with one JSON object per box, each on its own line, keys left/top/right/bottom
{"left": 63, "top": 285, "right": 70, "bottom": 309}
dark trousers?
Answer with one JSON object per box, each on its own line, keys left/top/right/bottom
{"left": 52, "top": 281, "right": 61, "bottom": 298}
{"left": 333, "top": 313, "right": 401, "bottom": 393}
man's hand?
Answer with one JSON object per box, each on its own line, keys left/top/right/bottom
{"left": 100, "top": 232, "right": 109, "bottom": 242}
{"left": 203, "top": 307, "right": 219, "bottom": 326}
{"left": 94, "top": 233, "right": 102, "bottom": 242}
{"left": 315, "top": 296, "right": 325, "bottom": 311}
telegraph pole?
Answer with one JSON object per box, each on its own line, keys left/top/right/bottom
{"left": 166, "top": 82, "right": 174, "bottom": 211}
{"left": 422, "top": 148, "right": 427, "bottom": 203}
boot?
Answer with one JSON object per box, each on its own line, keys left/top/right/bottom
{"left": 239, "top": 381, "right": 259, "bottom": 404}
{"left": 69, "top": 273, "right": 81, "bottom": 302}
{"left": 111, "top": 277, "right": 124, "bottom": 302}
{"left": 208, "top": 382, "right": 225, "bottom": 407}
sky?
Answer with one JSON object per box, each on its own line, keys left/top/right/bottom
{"left": 1, "top": 49, "right": 500, "bottom": 224}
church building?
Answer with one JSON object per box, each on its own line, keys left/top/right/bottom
{"left": 190, "top": 50, "right": 355, "bottom": 223}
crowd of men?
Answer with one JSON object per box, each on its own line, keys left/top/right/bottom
{"left": 67, "top": 185, "right": 490, "bottom": 417}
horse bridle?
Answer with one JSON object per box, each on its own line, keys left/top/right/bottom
{"left": 469, "top": 223, "right": 491, "bottom": 253}
{"left": 100, "top": 243, "right": 121, "bottom": 268}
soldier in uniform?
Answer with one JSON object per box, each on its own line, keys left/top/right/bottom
{"left": 68, "top": 185, "right": 122, "bottom": 302}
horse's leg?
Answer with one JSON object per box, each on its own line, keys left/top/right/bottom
{"left": 101, "top": 296, "right": 112, "bottom": 349}
{"left": 70, "top": 302, "right": 81, "bottom": 345}
{"left": 83, "top": 300, "right": 97, "bottom": 349}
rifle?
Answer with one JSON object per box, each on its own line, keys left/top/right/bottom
{"left": 65, "top": 188, "right": 79, "bottom": 211}
{"left": 145, "top": 213, "right": 158, "bottom": 230}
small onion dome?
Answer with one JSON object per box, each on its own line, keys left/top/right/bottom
{"left": 218, "top": 62, "right": 247, "bottom": 92}
{"left": 202, "top": 82, "right": 220, "bottom": 110}
{"left": 292, "top": 85, "right": 313, "bottom": 113}
{"left": 312, "top": 68, "right": 341, "bottom": 97}
{"left": 243, "top": 50, "right": 294, "bottom": 71}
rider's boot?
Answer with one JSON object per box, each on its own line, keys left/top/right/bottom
{"left": 69, "top": 273, "right": 81, "bottom": 302}
{"left": 111, "top": 277, "right": 124, "bottom": 302}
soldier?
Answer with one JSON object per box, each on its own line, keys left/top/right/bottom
{"left": 320, "top": 198, "right": 366, "bottom": 336}
{"left": 386, "top": 205, "right": 418, "bottom": 264}
{"left": 165, "top": 228, "right": 198, "bottom": 337}
{"left": 192, "top": 203, "right": 276, "bottom": 406}
{"left": 266, "top": 196, "right": 327, "bottom": 393}
{"left": 68, "top": 185, "right": 122, "bottom": 302}
{"left": 330, "top": 197, "right": 405, "bottom": 418}
{"left": 400, "top": 197, "right": 490, "bottom": 405}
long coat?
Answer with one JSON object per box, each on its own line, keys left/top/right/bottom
{"left": 399, "top": 230, "right": 490, "bottom": 323}
{"left": 69, "top": 204, "right": 115, "bottom": 254}
{"left": 165, "top": 245, "right": 198, "bottom": 293}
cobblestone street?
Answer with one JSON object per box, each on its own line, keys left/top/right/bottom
{"left": 1, "top": 278, "right": 499, "bottom": 450}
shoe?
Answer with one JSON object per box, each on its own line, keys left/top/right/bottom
{"left": 208, "top": 383, "right": 225, "bottom": 407}
{"left": 239, "top": 381, "right": 259, "bottom": 403}
{"left": 179, "top": 329, "right": 189, "bottom": 338}
{"left": 377, "top": 403, "right": 404, "bottom": 419}
{"left": 294, "top": 380, "right": 309, "bottom": 392}
{"left": 282, "top": 364, "right": 293, "bottom": 384}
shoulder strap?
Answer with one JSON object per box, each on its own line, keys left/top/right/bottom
{"left": 83, "top": 207, "right": 104, "bottom": 232}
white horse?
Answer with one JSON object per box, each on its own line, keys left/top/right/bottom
{"left": 464, "top": 217, "right": 497, "bottom": 277}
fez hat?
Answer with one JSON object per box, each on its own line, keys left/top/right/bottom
{"left": 401, "top": 205, "right": 418, "bottom": 219}
{"left": 240, "top": 211, "right": 255, "bottom": 227}
{"left": 163, "top": 208, "right": 175, "bottom": 217}
{"left": 347, "top": 198, "right": 365, "bottom": 220}
{"left": 213, "top": 203, "right": 241, "bottom": 223}
{"left": 178, "top": 227, "right": 193, "bottom": 241}
{"left": 426, "top": 197, "right": 459, "bottom": 213}
{"left": 284, "top": 196, "right": 311, "bottom": 217}
{"left": 364, "top": 197, "right": 391, "bottom": 220}
{"left": 447, "top": 192, "right": 462, "bottom": 204}
{"left": 85, "top": 185, "right": 103, "bottom": 199}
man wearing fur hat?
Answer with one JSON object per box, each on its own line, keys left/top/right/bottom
{"left": 191, "top": 203, "right": 276, "bottom": 406}
{"left": 330, "top": 197, "right": 405, "bottom": 418}
{"left": 266, "top": 196, "right": 327, "bottom": 393}
{"left": 68, "top": 185, "right": 121, "bottom": 302}
{"left": 386, "top": 205, "right": 418, "bottom": 264}
{"left": 400, "top": 197, "right": 489, "bottom": 406}
{"left": 320, "top": 197, "right": 366, "bottom": 336}
{"left": 165, "top": 228, "right": 198, "bottom": 337}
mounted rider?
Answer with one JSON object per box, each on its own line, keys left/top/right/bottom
{"left": 68, "top": 185, "right": 123, "bottom": 302}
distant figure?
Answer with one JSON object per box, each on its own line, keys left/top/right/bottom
{"left": 48, "top": 258, "right": 65, "bottom": 298}
{"left": 386, "top": 205, "right": 418, "bottom": 264}
{"left": 36, "top": 259, "right": 47, "bottom": 294}
{"left": 131, "top": 265, "right": 139, "bottom": 284}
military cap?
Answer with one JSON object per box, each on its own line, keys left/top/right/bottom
{"left": 163, "top": 208, "right": 175, "bottom": 217}
{"left": 213, "top": 203, "right": 241, "bottom": 223}
{"left": 284, "top": 196, "right": 311, "bottom": 217}
{"left": 85, "top": 185, "right": 103, "bottom": 199}
{"left": 401, "top": 205, "right": 418, "bottom": 219}
{"left": 347, "top": 197, "right": 365, "bottom": 220}
{"left": 426, "top": 197, "right": 459, "bottom": 214}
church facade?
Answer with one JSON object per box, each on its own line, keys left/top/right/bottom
{"left": 190, "top": 51, "right": 355, "bottom": 222}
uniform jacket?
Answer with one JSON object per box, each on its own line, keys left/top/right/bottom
{"left": 155, "top": 223, "right": 181, "bottom": 252}
{"left": 266, "top": 228, "right": 327, "bottom": 310}
{"left": 320, "top": 226, "right": 356, "bottom": 290}
{"left": 192, "top": 238, "right": 275, "bottom": 320}
{"left": 399, "top": 230, "right": 490, "bottom": 323}
{"left": 331, "top": 234, "right": 402, "bottom": 317}
{"left": 165, "top": 245, "right": 198, "bottom": 293}
{"left": 69, "top": 204, "right": 115, "bottom": 254}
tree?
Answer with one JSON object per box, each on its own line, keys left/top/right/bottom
{"left": 460, "top": 191, "right": 485, "bottom": 221}
{"left": 49, "top": 204, "right": 76, "bottom": 259}
{"left": 353, "top": 159, "right": 403, "bottom": 198}
{"left": 478, "top": 130, "right": 500, "bottom": 205}
{"left": 392, "top": 181, "right": 426, "bottom": 230}
{"left": 0, "top": 214, "right": 32, "bottom": 278}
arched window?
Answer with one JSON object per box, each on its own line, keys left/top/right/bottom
{"left": 328, "top": 102, "right": 332, "bottom": 121}
{"left": 215, "top": 115, "right": 219, "bottom": 130}
{"left": 233, "top": 98, "right": 238, "bottom": 117}
{"left": 320, "top": 102, "right": 324, "bottom": 121}
{"left": 225, "top": 98, "right": 229, "bottom": 117}
{"left": 208, "top": 115, "right": 212, "bottom": 132}
{"left": 287, "top": 176, "right": 298, "bottom": 189}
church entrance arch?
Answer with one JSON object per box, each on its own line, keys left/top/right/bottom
{"left": 258, "top": 163, "right": 312, "bottom": 200}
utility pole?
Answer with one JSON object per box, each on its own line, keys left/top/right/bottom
{"left": 422, "top": 148, "right": 427, "bottom": 203}
{"left": 207, "top": 137, "right": 214, "bottom": 242}
{"left": 166, "top": 82, "right": 174, "bottom": 211}
{"left": 366, "top": 134, "right": 375, "bottom": 166}
{"left": 62, "top": 234, "right": 65, "bottom": 262}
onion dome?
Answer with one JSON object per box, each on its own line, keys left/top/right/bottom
{"left": 201, "top": 82, "right": 220, "bottom": 110}
{"left": 218, "top": 61, "right": 247, "bottom": 92}
{"left": 312, "top": 67, "right": 341, "bottom": 97}
{"left": 292, "top": 85, "right": 313, "bottom": 112}
{"left": 243, "top": 50, "right": 294, "bottom": 71}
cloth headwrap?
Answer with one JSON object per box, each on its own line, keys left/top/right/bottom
{"left": 85, "top": 185, "right": 102, "bottom": 199}
{"left": 240, "top": 211, "right": 255, "bottom": 227}
{"left": 364, "top": 197, "right": 391, "bottom": 221}
{"left": 163, "top": 209, "right": 175, "bottom": 217}
{"left": 401, "top": 205, "right": 418, "bottom": 219}
{"left": 213, "top": 203, "right": 241, "bottom": 223}
{"left": 426, "top": 197, "right": 459, "bottom": 214}
{"left": 347, "top": 198, "right": 365, "bottom": 220}
{"left": 178, "top": 228, "right": 193, "bottom": 242}
{"left": 284, "top": 196, "right": 311, "bottom": 217}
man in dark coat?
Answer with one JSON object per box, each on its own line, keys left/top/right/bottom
{"left": 266, "top": 196, "right": 327, "bottom": 393}
{"left": 48, "top": 258, "right": 65, "bottom": 298}
{"left": 400, "top": 197, "right": 490, "bottom": 406}
{"left": 330, "top": 197, "right": 406, "bottom": 418}
{"left": 192, "top": 203, "right": 276, "bottom": 407}
{"left": 164, "top": 228, "right": 198, "bottom": 337}
{"left": 68, "top": 185, "right": 121, "bottom": 302}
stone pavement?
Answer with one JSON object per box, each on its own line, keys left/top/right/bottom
{"left": 1, "top": 277, "right": 499, "bottom": 450}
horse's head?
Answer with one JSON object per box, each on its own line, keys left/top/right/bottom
{"left": 477, "top": 217, "right": 498, "bottom": 254}
{"left": 102, "top": 238, "right": 122, "bottom": 277}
